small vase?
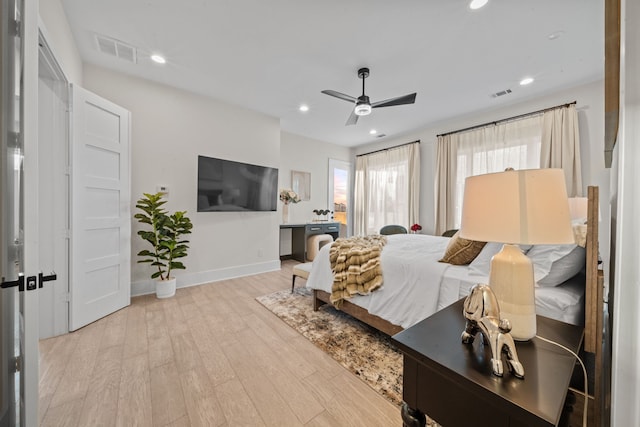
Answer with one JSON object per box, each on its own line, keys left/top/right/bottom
{"left": 282, "top": 203, "right": 289, "bottom": 223}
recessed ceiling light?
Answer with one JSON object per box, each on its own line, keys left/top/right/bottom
{"left": 369, "top": 129, "right": 377, "bottom": 135}
{"left": 469, "top": 0, "right": 488, "bottom": 10}
{"left": 520, "top": 77, "right": 534, "bottom": 86}
{"left": 547, "top": 30, "right": 565, "bottom": 40}
{"left": 299, "top": 104, "right": 309, "bottom": 112}
{"left": 150, "top": 54, "right": 166, "bottom": 64}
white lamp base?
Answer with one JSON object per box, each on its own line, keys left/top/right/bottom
{"left": 489, "top": 244, "right": 536, "bottom": 341}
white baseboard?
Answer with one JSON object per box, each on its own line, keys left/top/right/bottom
{"left": 131, "top": 260, "right": 282, "bottom": 297}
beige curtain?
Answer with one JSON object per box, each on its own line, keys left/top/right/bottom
{"left": 353, "top": 142, "right": 420, "bottom": 236}
{"left": 540, "top": 104, "right": 583, "bottom": 196}
{"left": 434, "top": 134, "right": 456, "bottom": 236}
{"left": 434, "top": 116, "right": 543, "bottom": 235}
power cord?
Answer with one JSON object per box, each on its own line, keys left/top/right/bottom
{"left": 535, "top": 335, "right": 588, "bottom": 427}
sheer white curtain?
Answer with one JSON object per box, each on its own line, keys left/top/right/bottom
{"left": 540, "top": 104, "right": 582, "bottom": 196}
{"left": 354, "top": 142, "right": 420, "bottom": 236}
{"left": 435, "top": 116, "right": 543, "bottom": 235}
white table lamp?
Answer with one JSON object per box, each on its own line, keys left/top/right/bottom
{"left": 459, "top": 169, "right": 574, "bottom": 340}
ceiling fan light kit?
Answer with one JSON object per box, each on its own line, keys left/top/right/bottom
{"left": 322, "top": 67, "right": 417, "bottom": 126}
{"left": 354, "top": 102, "right": 372, "bottom": 116}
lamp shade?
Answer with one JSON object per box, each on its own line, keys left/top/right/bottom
{"left": 459, "top": 168, "right": 574, "bottom": 245}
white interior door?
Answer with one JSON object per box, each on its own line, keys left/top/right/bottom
{"left": 70, "top": 85, "right": 131, "bottom": 331}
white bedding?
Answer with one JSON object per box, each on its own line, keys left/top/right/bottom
{"left": 306, "top": 234, "right": 457, "bottom": 329}
{"left": 306, "top": 233, "right": 585, "bottom": 329}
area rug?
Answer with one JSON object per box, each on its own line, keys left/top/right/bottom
{"left": 256, "top": 288, "right": 404, "bottom": 405}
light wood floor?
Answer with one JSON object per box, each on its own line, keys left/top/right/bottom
{"left": 38, "top": 260, "right": 401, "bottom": 426}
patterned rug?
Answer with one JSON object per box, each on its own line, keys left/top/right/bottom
{"left": 256, "top": 288, "right": 404, "bottom": 404}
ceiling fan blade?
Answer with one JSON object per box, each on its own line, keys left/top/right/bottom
{"left": 345, "top": 109, "right": 359, "bottom": 126}
{"left": 322, "top": 90, "right": 357, "bottom": 103}
{"left": 371, "top": 93, "right": 417, "bottom": 108}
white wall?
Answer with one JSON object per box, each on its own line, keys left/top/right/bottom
{"left": 83, "top": 64, "right": 282, "bottom": 295}
{"left": 611, "top": 0, "right": 640, "bottom": 424}
{"left": 279, "top": 132, "right": 351, "bottom": 224}
{"left": 38, "top": 0, "right": 82, "bottom": 83}
{"left": 279, "top": 132, "right": 350, "bottom": 255}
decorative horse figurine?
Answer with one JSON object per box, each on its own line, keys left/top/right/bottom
{"left": 461, "top": 284, "right": 525, "bottom": 378}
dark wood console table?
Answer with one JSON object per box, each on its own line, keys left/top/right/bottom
{"left": 391, "top": 299, "right": 583, "bottom": 427}
{"left": 279, "top": 222, "right": 340, "bottom": 262}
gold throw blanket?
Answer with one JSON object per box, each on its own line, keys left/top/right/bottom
{"left": 329, "top": 235, "right": 387, "bottom": 307}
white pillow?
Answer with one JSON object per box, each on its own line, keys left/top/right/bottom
{"left": 527, "top": 244, "right": 586, "bottom": 287}
{"left": 468, "top": 242, "right": 503, "bottom": 277}
{"left": 468, "top": 243, "right": 532, "bottom": 277}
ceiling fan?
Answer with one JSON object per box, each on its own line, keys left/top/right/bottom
{"left": 322, "top": 67, "right": 417, "bottom": 126}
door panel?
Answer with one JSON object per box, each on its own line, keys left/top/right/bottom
{"left": 70, "top": 85, "right": 130, "bottom": 331}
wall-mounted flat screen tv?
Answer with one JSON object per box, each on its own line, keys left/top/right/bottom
{"left": 197, "top": 155, "right": 278, "bottom": 212}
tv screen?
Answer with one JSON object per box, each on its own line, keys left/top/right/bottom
{"left": 197, "top": 155, "right": 278, "bottom": 212}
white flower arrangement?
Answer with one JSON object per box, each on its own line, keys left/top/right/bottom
{"left": 279, "top": 189, "right": 301, "bottom": 204}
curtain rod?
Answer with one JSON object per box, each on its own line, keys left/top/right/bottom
{"left": 356, "top": 140, "right": 420, "bottom": 157}
{"left": 436, "top": 101, "right": 577, "bottom": 138}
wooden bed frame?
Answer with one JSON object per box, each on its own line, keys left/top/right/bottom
{"left": 313, "top": 185, "right": 605, "bottom": 422}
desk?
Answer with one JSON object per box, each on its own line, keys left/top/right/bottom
{"left": 279, "top": 222, "right": 340, "bottom": 262}
{"left": 391, "top": 299, "right": 583, "bottom": 427}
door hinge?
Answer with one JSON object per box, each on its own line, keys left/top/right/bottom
{"left": 14, "top": 356, "right": 22, "bottom": 373}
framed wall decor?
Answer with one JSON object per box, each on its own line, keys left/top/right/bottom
{"left": 291, "top": 170, "right": 311, "bottom": 201}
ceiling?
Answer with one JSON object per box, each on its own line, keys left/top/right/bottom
{"left": 60, "top": 0, "right": 603, "bottom": 147}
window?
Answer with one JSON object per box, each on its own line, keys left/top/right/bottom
{"left": 354, "top": 142, "right": 420, "bottom": 236}
{"left": 436, "top": 116, "right": 542, "bottom": 234}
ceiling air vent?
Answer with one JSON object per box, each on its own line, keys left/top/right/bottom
{"left": 376, "top": 133, "right": 387, "bottom": 138}
{"left": 95, "top": 35, "right": 137, "bottom": 64}
{"left": 491, "top": 89, "right": 512, "bottom": 98}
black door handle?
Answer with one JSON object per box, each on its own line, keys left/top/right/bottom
{"left": 1, "top": 274, "right": 24, "bottom": 291}
{"left": 38, "top": 272, "right": 57, "bottom": 288}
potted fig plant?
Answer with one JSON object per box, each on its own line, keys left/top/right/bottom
{"left": 135, "top": 192, "right": 193, "bottom": 298}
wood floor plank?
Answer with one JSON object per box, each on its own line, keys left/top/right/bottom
{"left": 199, "top": 346, "right": 237, "bottom": 387}
{"left": 149, "top": 362, "right": 188, "bottom": 426}
{"left": 243, "top": 312, "right": 318, "bottom": 380}
{"left": 122, "top": 305, "right": 149, "bottom": 359}
{"left": 100, "top": 307, "right": 128, "bottom": 349}
{"left": 40, "top": 398, "right": 84, "bottom": 427}
{"left": 223, "top": 335, "right": 302, "bottom": 426}
{"left": 179, "top": 363, "right": 225, "bottom": 427}
{"left": 77, "top": 345, "right": 123, "bottom": 427}
{"left": 215, "top": 378, "right": 266, "bottom": 427}
{"left": 304, "top": 410, "right": 342, "bottom": 427}
{"left": 48, "top": 337, "right": 101, "bottom": 408}
{"left": 116, "top": 354, "right": 153, "bottom": 427}
{"left": 170, "top": 332, "right": 203, "bottom": 373}
{"left": 39, "top": 260, "right": 403, "bottom": 427}
{"left": 39, "top": 333, "right": 81, "bottom": 423}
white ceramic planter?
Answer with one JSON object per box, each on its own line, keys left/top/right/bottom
{"left": 156, "top": 277, "right": 177, "bottom": 299}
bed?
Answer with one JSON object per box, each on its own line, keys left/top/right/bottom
{"left": 306, "top": 186, "right": 605, "bottom": 423}
{"left": 306, "top": 186, "right": 603, "bottom": 347}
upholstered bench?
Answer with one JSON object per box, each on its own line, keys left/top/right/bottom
{"left": 307, "top": 233, "right": 333, "bottom": 261}
{"left": 291, "top": 262, "right": 313, "bottom": 293}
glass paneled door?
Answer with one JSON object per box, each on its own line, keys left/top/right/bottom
{"left": 1, "top": 0, "right": 25, "bottom": 424}
{"left": 2, "top": 0, "right": 38, "bottom": 424}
